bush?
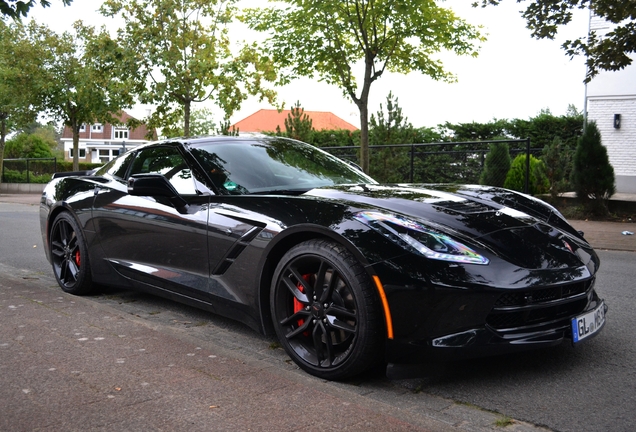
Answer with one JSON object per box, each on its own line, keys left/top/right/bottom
{"left": 504, "top": 154, "right": 549, "bottom": 195}
{"left": 479, "top": 141, "right": 511, "bottom": 187}
{"left": 2, "top": 169, "right": 26, "bottom": 183}
{"left": 570, "top": 121, "right": 615, "bottom": 214}
{"left": 4, "top": 133, "right": 55, "bottom": 159}
{"left": 55, "top": 161, "right": 102, "bottom": 172}
{"left": 0, "top": 169, "right": 51, "bottom": 183}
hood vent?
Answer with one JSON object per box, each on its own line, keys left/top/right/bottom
{"left": 433, "top": 200, "right": 493, "bottom": 215}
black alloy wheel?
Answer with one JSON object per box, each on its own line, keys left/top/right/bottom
{"left": 271, "top": 239, "right": 381, "bottom": 380}
{"left": 50, "top": 212, "right": 93, "bottom": 295}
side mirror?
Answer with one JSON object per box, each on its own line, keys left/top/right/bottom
{"left": 127, "top": 174, "right": 189, "bottom": 213}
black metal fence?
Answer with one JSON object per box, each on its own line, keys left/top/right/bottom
{"left": 2, "top": 158, "right": 57, "bottom": 184}
{"left": 3, "top": 139, "right": 543, "bottom": 194}
{"left": 322, "top": 138, "right": 542, "bottom": 194}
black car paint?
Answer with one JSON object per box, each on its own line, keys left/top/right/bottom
{"left": 40, "top": 137, "right": 605, "bottom": 368}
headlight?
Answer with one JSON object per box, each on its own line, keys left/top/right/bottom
{"left": 354, "top": 211, "right": 489, "bottom": 265}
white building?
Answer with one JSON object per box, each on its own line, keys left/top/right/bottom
{"left": 60, "top": 111, "right": 156, "bottom": 164}
{"left": 585, "top": 15, "right": 636, "bottom": 194}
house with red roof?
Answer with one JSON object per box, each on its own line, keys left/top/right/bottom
{"left": 60, "top": 111, "right": 156, "bottom": 164}
{"left": 232, "top": 109, "right": 358, "bottom": 133}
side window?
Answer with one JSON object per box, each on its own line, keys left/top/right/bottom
{"left": 95, "top": 151, "right": 136, "bottom": 182}
{"left": 110, "top": 152, "right": 136, "bottom": 180}
{"left": 130, "top": 146, "right": 197, "bottom": 195}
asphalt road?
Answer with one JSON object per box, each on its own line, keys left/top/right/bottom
{"left": 2, "top": 202, "right": 635, "bottom": 432}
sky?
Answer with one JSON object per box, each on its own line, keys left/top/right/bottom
{"left": 29, "top": 0, "right": 591, "bottom": 129}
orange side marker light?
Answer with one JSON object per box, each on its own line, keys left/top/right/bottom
{"left": 372, "top": 275, "right": 394, "bottom": 339}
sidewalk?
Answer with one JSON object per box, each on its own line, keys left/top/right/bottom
{"left": 0, "top": 264, "right": 547, "bottom": 432}
{"left": 2, "top": 193, "right": 634, "bottom": 251}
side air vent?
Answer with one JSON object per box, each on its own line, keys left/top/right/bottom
{"left": 212, "top": 226, "right": 263, "bottom": 275}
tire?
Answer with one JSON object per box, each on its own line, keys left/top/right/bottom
{"left": 49, "top": 212, "right": 94, "bottom": 295}
{"left": 270, "top": 239, "right": 382, "bottom": 380}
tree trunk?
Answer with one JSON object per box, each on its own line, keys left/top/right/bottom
{"left": 357, "top": 55, "right": 374, "bottom": 174}
{"left": 72, "top": 122, "right": 80, "bottom": 171}
{"left": 358, "top": 103, "right": 370, "bottom": 173}
{"left": 0, "top": 116, "right": 6, "bottom": 185}
{"left": 184, "top": 101, "right": 191, "bottom": 138}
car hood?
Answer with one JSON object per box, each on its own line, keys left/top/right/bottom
{"left": 306, "top": 184, "right": 597, "bottom": 271}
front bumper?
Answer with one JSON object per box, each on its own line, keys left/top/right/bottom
{"left": 370, "top": 255, "right": 606, "bottom": 365}
{"left": 385, "top": 297, "right": 607, "bottom": 364}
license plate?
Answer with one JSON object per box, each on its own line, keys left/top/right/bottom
{"left": 572, "top": 301, "right": 605, "bottom": 343}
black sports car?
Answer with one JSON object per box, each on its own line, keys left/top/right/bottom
{"left": 40, "top": 136, "right": 607, "bottom": 380}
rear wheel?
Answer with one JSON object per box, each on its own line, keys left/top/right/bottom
{"left": 271, "top": 239, "right": 382, "bottom": 380}
{"left": 50, "top": 212, "right": 93, "bottom": 295}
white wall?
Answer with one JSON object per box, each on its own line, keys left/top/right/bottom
{"left": 585, "top": 15, "right": 636, "bottom": 193}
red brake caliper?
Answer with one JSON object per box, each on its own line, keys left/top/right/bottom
{"left": 74, "top": 250, "right": 81, "bottom": 267}
{"left": 294, "top": 274, "right": 311, "bottom": 334}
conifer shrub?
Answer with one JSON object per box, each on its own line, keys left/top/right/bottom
{"left": 280, "top": 101, "right": 314, "bottom": 143}
{"left": 542, "top": 136, "right": 572, "bottom": 199}
{"left": 570, "top": 121, "right": 615, "bottom": 214}
{"left": 479, "top": 141, "right": 510, "bottom": 187}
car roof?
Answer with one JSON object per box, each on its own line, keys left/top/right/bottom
{"left": 126, "top": 135, "right": 288, "bottom": 155}
{"left": 162, "top": 135, "right": 285, "bottom": 145}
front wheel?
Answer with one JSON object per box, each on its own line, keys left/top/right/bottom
{"left": 271, "top": 240, "right": 382, "bottom": 380}
{"left": 49, "top": 212, "right": 93, "bottom": 295}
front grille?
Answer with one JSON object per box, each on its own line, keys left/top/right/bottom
{"left": 494, "top": 281, "right": 588, "bottom": 308}
{"left": 487, "top": 280, "right": 592, "bottom": 331}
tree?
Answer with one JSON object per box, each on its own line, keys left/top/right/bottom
{"left": 100, "top": 0, "right": 277, "bottom": 138}
{"left": 369, "top": 92, "right": 416, "bottom": 146}
{"left": 0, "top": 21, "right": 42, "bottom": 184}
{"left": 28, "top": 21, "right": 135, "bottom": 171}
{"left": 570, "top": 121, "right": 615, "bottom": 214}
{"left": 281, "top": 101, "right": 314, "bottom": 142}
{"left": 480, "top": 141, "right": 511, "bottom": 187}
{"left": 0, "top": 0, "right": 71, "bottom": 19}
{"left": 243, "top": 0, "right": 483, "bottom": 173}
{"left": 161, "top": 107, "right": 217, "bottom": 138}
{"left": 368, "top": 92, "right": 416, "bottom": 182}
{"left": 480, "top": 0, "right": 636, "bottom": 81}
{"left": 216, "top": 119, "right": 239, "bottom": 136}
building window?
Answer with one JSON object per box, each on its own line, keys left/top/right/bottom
{"left": 92, "top": 123, "right": 103, "bottom": 133}
{"left": 114, "top": 127, "right": 129, "bottom": 139}
{"left": 79, "top": 124, "right": 86, "bottom": 132}
{"left": 69, "top": 148, "right": 86, "bottom": 158}
{"left": 97, "top": 148, "right": 123, "bottom": 163}
{"left": 99, "top": 149, "right": 110, "bottom": 163}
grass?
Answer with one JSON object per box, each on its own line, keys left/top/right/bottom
{"left": 454, "top": 402, "right": 516, "bottom": 428}
{"left": 494, "top": 415, "right": 514, "bottom": 427}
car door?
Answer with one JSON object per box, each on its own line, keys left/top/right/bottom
{"left": 92, "top": 145, "right": 213, "bottom": 300}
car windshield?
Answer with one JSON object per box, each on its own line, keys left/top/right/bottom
{"left": 189, "top": 138, "right": 376, "bottom": 195}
